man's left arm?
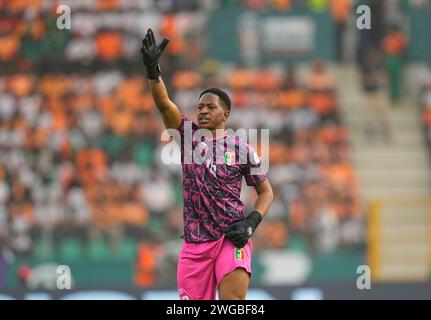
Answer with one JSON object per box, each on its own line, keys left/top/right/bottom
{"left": 252, "top": 179, "right": 273, "bottom": 218}
{"left": 224, "top": 179, "right": 273, "bottom": 248}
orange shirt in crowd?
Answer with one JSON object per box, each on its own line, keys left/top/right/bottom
{"left": 76, "top": 149, "right": 108, "bottom": 185}
{"left": 254, "top": 71, "right": 280, "bottom": 91}
{"left": 316, "top": 126, "right": 346, "bottom": 144}
{"left": 141, "top": 93, "right": 156, "bottom": 112}
{"left": 172, "top": 71, "right": 202, "bottom": 90}
{"left": 160, "top": 14, "right": 185, "bottom": 56}
{"left": 30, "top": 18, "right": 46, "bottom": 40}
{"left": 269, "top": 141, "right": 288, "bottom": 165}
{"left": 5, "top": 0, "right": 43, "bottom": 12}
{"left": 10, "top": 203, "right": 35, "bottom": 224}
{"left": 51, "top": 110, "right": 68, "bottom": 131}
{"left": 135, "top": 244, "right": 157, "bottom": 287}
{"left": 243, "top": 0, "right": 266, "bottom": 10}
{"left": 272, "top": 0, "right": 292, "bottom": 11}
{"left": 228, "top": 69, "right": 254, "bottom": 90}
{"left": 383, "top": 32, "right": 407, "bottom": 56}
{"left": 0, "top": 34, "right": 21, "bottom": 61}
{"left": 0, "top": 166, "right": 5, "bottom": 181}
{"left": 97, "top": 0, "right": 119, "bottom": 11}
{"left": 98, "top": 94, "right": 117, "bottom": 117}
{"left": 120, "top": 202, "right": 149, "bottom": 226}
{"left": 96, "top": 31, "right": 123, "bottom": 61}
{"left": 308, "top": 73, "right": 335, "bottom": 91}
{"left": 8, "top": 74, "right": 34, "bottom": 97}
{"left": 289, "top": 199, "right": 306, "bottom": 231}
{"left": 277, "top": 89, "right": 306, "bottom": 109}
{"left": 59, "top": 163, "right": 75, "bottom": 189}
{"left": 108, "top": 107, "right": 134, "bottom": 135}
{"left": 424, "top": 109, "right": 431, "bottom": 127}
{"left": 232, "top": 90, "right": 247, "bottom": 108}
{"left": 325, "top": 163, "right": 356, "bottom": 186}
{"left": 40, "top": 75, "right": 70, "bottom": 99}
{"left": 70, "top": 93, "right": 94, "bottom": 112}
{"left": 308, "top": 92, "right": 336, "bottom": 115}
{"left": 30, "top": 128, "right": 49, "bottom": 149}
{"left": 117, "top": 77, "right": 145, "bottom": 110}
{"left": 330, "top": 0, "right": 352, "bottom": 23}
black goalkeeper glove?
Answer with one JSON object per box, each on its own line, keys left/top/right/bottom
{"left": 224, "top": 210, "right": 263, "bottom": 248}
{"left": 140, "top": 28, "right": 170, "bottom": 80}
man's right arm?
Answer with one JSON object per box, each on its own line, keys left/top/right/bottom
{"left": 148, "top": 77, "right": 182, "bottom": 130}
{"left": 141, "top": 28, "right": 182, "bottom": 130}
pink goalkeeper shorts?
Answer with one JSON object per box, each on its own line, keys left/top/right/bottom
{"left": 177, "top": 235, "right": 252, "bottom": 300}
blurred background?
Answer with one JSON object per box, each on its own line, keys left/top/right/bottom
{"left": 0, "top": 0, "right": 430, "bottom": 299}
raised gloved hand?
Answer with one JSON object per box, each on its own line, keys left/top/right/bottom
{"left": 140, "top": 28, "right": 170, "bottom": 80}
{"left": 224, "top": 211, "right": 262, "bottom": 248}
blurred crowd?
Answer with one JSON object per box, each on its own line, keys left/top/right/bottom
{"left": 2, "top": 0, "right": 426, "bottom": 287}
{"left": 419, "top": 65, "right": 431, "bottom": 146}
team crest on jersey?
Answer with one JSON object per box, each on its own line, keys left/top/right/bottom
{"left": 197, "top": 142, "right": 208, "bottom": 157}
{"left": 234, "top": 248, "right": 245, "bottom": 261}
{"left": 224, "top": 152, "right": 235, "bottom": 166}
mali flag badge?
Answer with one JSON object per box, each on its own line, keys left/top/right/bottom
{"left": 234, "top": 248, "right": 245, "bottom": 261}
{"left": 224, "top": 152, "right": 235, "bottom": 166}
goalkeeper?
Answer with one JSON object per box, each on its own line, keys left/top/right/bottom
{"left": 141, "top": 29, "right": 273, "bottom": 300}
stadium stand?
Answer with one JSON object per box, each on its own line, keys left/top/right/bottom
{"left": 3, "top": 0, "right": 406, "bottom": 289}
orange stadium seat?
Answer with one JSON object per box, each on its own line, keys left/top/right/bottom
{"left": 172, "top": 71, "right": 202, "bottom": 90}
{"left": 253, "top": 70, "right": 281, "bottom": 91}
{"left": 228, "top": 69, "right": 255, "bottom": 90}
{"left": 97, "top": 0, "right": 120, "bottom": 11}
{"left": 308, "top": 92, "right": 336, "bottom": 115}
{"left": 424, "top": 109, "right": 431, "bottom": 127}
{"left": 272, "top": 0, "right": 292, "bottom": 11}
{"left": 276, "top": 89, "right": 306, "bottom": 109}
{"left": 7, "top": 74, "right": 35, "bottom": 97}
{"left": 0, "top": 34, "right": 20, "bottom": 61}
{"left": 96, "top": 31, "right": 123, "bottom": 61}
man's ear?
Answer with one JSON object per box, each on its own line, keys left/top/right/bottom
{"left": 224, "top": 110, "right": 230, "bottom": 121}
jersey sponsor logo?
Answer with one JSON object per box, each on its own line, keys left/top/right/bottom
{"left": 247, "top": 226, "right": 253, "bottom": 236}
{"left": 224, "top": 152, "right": 235, "bottom": 166}
{"left": 234, "top": 248, "right": 245, "bottom": 261}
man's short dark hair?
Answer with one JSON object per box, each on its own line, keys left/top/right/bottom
{"left": 199, "top": 88, "right": 231, "bottom": 112}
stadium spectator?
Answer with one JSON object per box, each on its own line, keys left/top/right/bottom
{"left": 329, "top": 0, "right": 352, "bottom": 62}
{"left": 307, "top": 59, "right": 335, "bottom": 91}
{"left": 360, "top": 48, "right": 391, "bottom": 142}
{"left": 382, "top": 24, "right": 408, "bottom": 105}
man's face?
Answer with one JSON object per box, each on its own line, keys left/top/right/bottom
{"left": 197, "top": 93, "right": 229, "bottom": 130}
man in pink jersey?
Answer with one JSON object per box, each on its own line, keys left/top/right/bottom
{"left": 141, "top": 29, "right": 273, "bottom": 300}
